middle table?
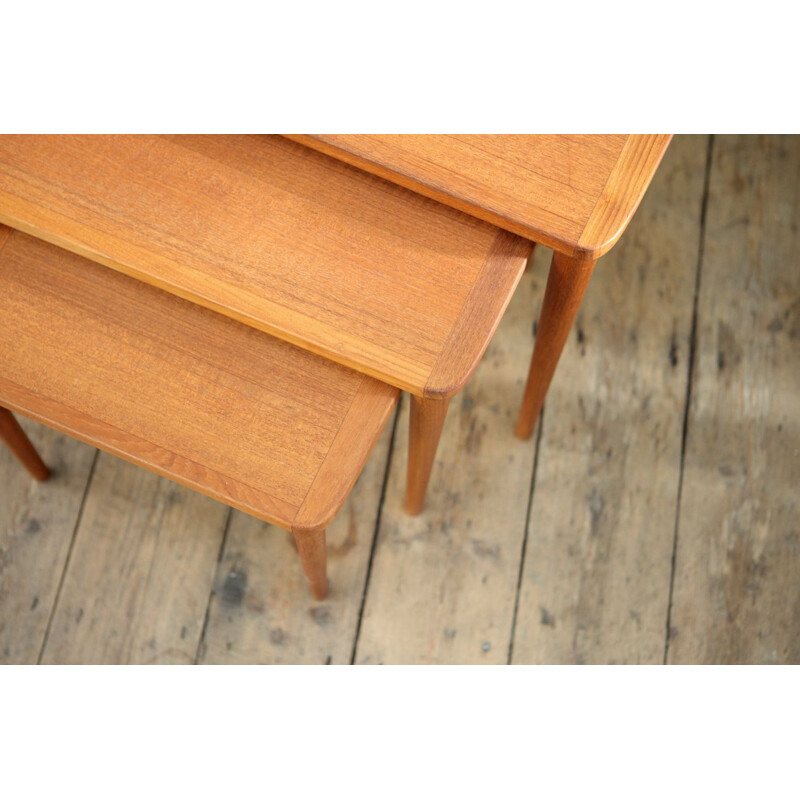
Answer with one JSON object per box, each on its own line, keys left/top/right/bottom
{"left": 0, "top": 135, "right": 532, "bottom": 513}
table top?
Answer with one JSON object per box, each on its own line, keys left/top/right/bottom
{"left": 0, "top": 225, "right": 398, "bottom": 532}
{"left": 284, "top": 135, "right": 673, "bottom": 259}
{"left": 0, "top": 135, "right": 531, "bottom": 398}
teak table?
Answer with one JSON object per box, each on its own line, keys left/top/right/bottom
{"left": 0, "top": 135, "right": 531, "bottom": 518}
{"left": 0, "top": 226, "right": 398, "bottom": 600}
{"left": 285, "top": 135, "right": 672, "bottom": 437}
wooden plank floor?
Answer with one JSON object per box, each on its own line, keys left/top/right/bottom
{"left": 1, "top": 135, "right": 797, "bottom": 664}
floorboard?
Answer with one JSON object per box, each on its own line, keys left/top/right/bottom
{"left": 0, "top": 419, "right": 95, "bottom": 664}
{"left": 667, "top": 135, "right": 800, "bottom": 663}
{"left": 40, "top": 452, "right": 228, "bottom": 664}
{"left": 512, "top": 135, "right": 709, "bottom": 664}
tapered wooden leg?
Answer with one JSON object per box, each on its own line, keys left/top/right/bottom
{"left": 404, "top": 395, "right": 451, "bottom": 516}
{"left": 516, "top": 252, "right": 597, "bottom": 440}
{"left": 0, "top": 407, "right": 50, "bottom": 481}
{"left": 292, "top": 526, "right": 328, "bottom": 601}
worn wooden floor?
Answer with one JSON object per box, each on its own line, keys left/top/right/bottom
{"left": 1, "top": 135, "right": 798, "bottom": 664}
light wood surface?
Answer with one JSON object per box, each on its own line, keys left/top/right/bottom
{"left": 512, "top": 135, "right": 708, "bottom": 663}
{"left": 0, "top": 227, "right": 398, "bottom": 535}
{"left": 0, "top": 134, "right": 530, "bottom": 398}
{"left": 285, "top": 134, "right": 672, "bottom": 259}
{"left": 668, "top": 135, "right": 800, "bottom": 663}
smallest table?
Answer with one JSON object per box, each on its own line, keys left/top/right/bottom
{"left": 0, "top": 226, "right": 398, "bottom": 599}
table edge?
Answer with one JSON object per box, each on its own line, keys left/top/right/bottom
{"left": 293, "top": 375, "right": 399, "bottom": 532}
{"left": 424, "top": 230, "right": 531, "bottom": 398}
{"left": 284, "top": 134, "right": 673, "bottom": 260}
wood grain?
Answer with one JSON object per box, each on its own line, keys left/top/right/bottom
{"left": 0, "top": 419, "right": 96, "bottom": 664}
{"left": 668, "top": 135, "right": 800, "bottom": 664}
{"left": 40, "top": 452, "right": 228, "bottom": 664}
{"left": 293, "top": 377, "right": 397, "bottom": 532}
{"left": 285, "top": 134, "right": 672, "bottom": 259}
{"left": 425, "top": 231, "right": 532, "bottom": 397}
{"left": 0, "top": 135, "right": 528, "bottom": 397}
{"left": 512, "top": 135, "right": 708, "bottom": 664}
{"left": 0, "top": 229, "right": 397, "bottom": 534}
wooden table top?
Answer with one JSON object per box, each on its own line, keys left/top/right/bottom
{"left": 0, "top": 225, "right": 398, "bottom": 533}
{"left": 285, "top": 135, "right": 673, "bottom": 259}
{"left": 0, "top": 135, "right": 530, "bottom": 398}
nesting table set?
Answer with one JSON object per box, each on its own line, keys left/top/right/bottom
{"left": 0, "top": 135, "right": 671, "bottom": 600}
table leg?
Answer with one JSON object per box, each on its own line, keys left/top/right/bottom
{"left": 0, "top": 407, "right": 50, "bottom": 481}
{"left": 292, "top": 525, "right": 328, "bottom": 601}
{"left": 405, "top": 395, "right": 451, "bottom": 515}
{"left": 516, "top": 252, "right": 597, "bottom": 440}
